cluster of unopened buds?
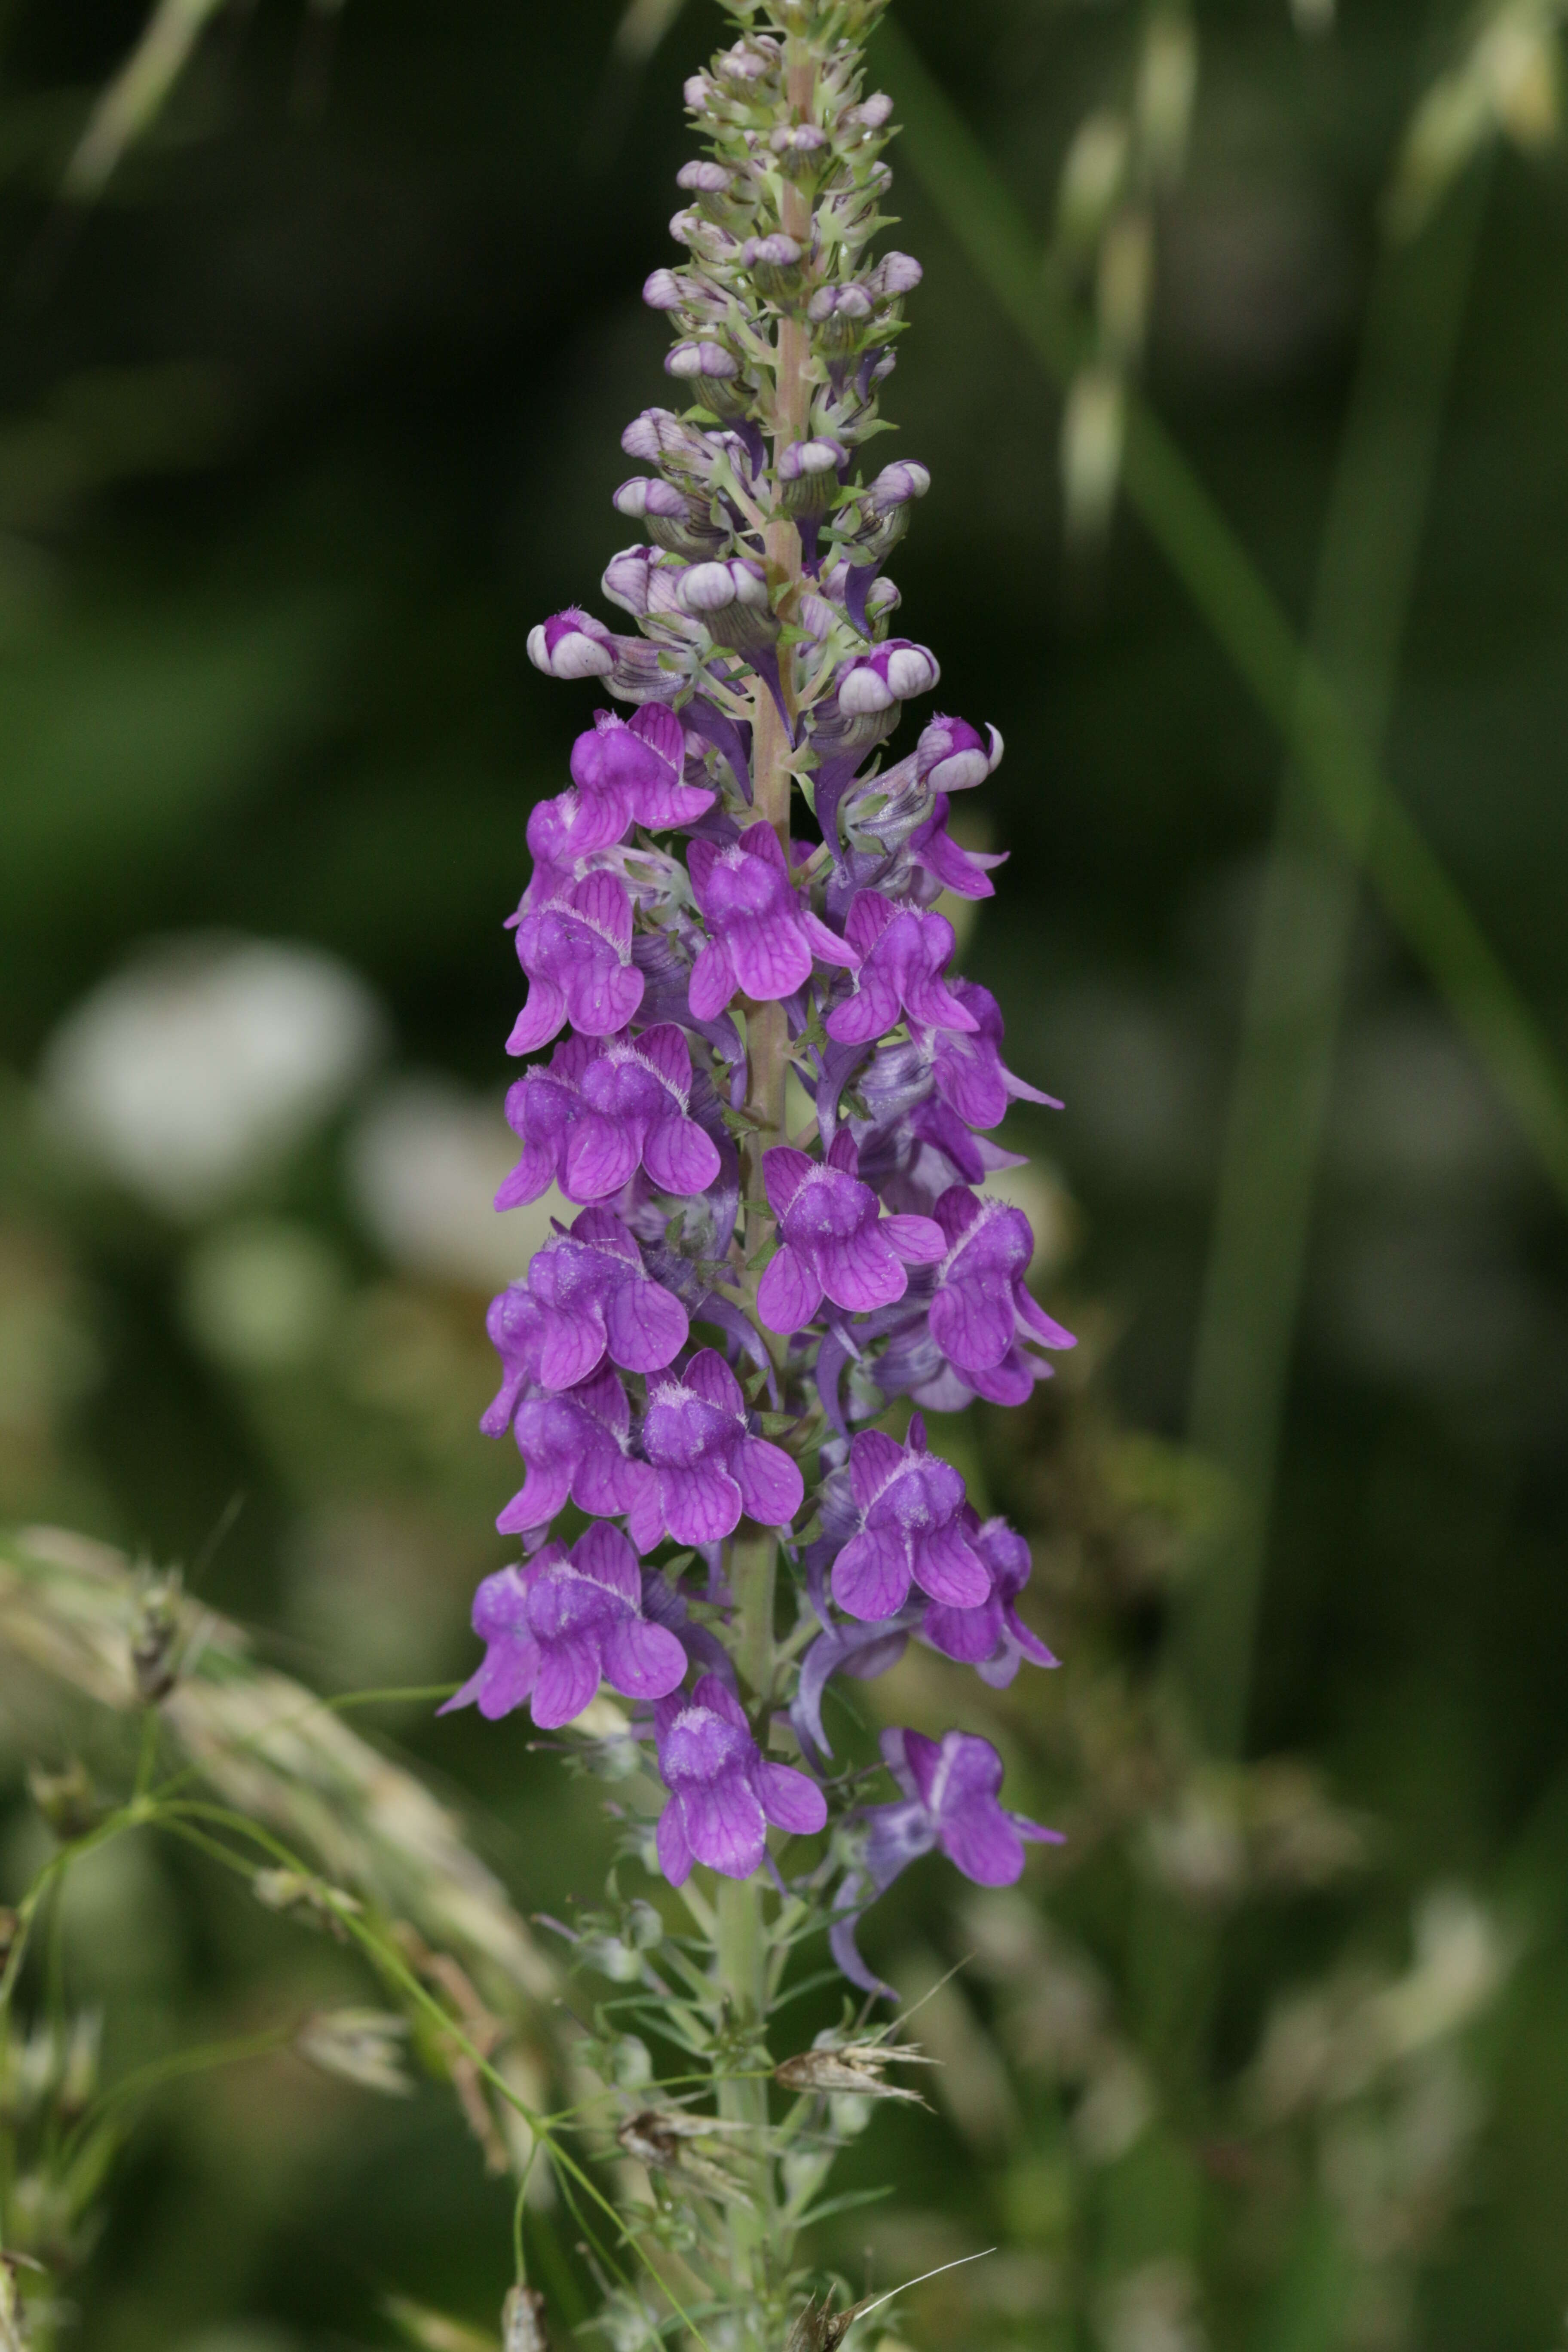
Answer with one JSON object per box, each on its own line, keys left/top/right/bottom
{"left": 447, "top": 0, "right": 1069, "bottom": 2005}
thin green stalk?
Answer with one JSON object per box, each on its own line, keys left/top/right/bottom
{"left": 875, "top": 20, "right": 1568, "bottom": 1213}
{"left": 1181, "top": 165, "right": 1491, "bottom": 1756}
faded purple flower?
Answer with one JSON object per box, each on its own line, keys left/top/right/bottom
{"left": 756, "top": 1134, "right": 943, "bottom": 1332}
{"left": 629, "top": 1347, "right": 803, "bottom": 1549}
{"left": 920, "top": 1513, "right": 1059, "bottom": 1687}
{"left": 484, "top": 1209, "right": 689, "bottom": 1406}
{"left": 498, "top": 1024, "right": 722, "bottom": 1208}
{"left": 864, "top": 1727, "right": 1063, "bottom": 1887}
{"left": 654, "top": 1672, "right": 826, "bottom": 1883}
{"left": 687, "top": 822, "right": 858, "bottom": 1017}
{"left": 927, "top": 1187, "right": 1075, "bottom": 1384}
{"left": 827, "top": 1417, "right": 990, "bottom": 1620}
{"left": 507, "top": 870, "right": 643, "bottom": 1054}
{"left": 824, "top": 892, "right": 977, "bottom": 1046}
{"left": 494, "top": 1364, "right": 655, "bottom": 1537}
{"left": 442, "top": 1524, "right": 686, "bottom": 1729}
{"left": 921, "top": 978, "right": 1061, "bottom": 1131}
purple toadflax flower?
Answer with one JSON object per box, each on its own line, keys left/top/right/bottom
{"left": 757, "top": 1133, "right": 944, "bottom": 1332}
{"left": 686, "top": 821, "right": 859, "bottom": 1017}
{"left": 921, "top": 1513, "right": 1060, "bottom": 1686}
{"left": 919, "top": 977, "right": 1061, "bottom": 1131}
{"left": 498, "top": 1024, "right": 722, "bottom": 1208}
{"left": 826, "top": 1416, "right": 991, "bottom": 1620}
{"left": 483, "top": 1208, "right": 689, "bottom": 1406}
{"left": 441, "top": 1523, "right": 686, "bottom": 1729}
{"left": 654, "top": 1673, "right": 827, "bottom": 1884}
{"left": 926, "top": 1186, "right": 1076, "bottom": 1390}
{"left": 507, "top": 870, "right": 643, "bottom": 1054}
{"left": 493, "top": 1364, "right": 653, "bottom": 1537}
{"left": 630, "top": 1347, "right": 803, "bottom": 1549}
{"left": 824, "top": 891, "right": 977, "bottom": 1046}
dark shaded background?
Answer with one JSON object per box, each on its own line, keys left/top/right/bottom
{"left": 1, "top": 1, "right": 1567, "bottom": 2346}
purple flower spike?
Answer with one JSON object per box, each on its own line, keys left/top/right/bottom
{"left": 916, "top": 713, "right": 1003, "bottom": 793}
{"left": 824, "top": 892, "right": 978, "bottom": 1046}
{"left": 925, "top": 979, "right": 1063, "bottom": 1130}
{"left": 757, "top": 1134, "right": 943, "bottom": 1332}
{"left": 829, "top": 1418, "right": 991, "bottom": 1620}
{"left": 686, "top": 822, "right": 858, "bottom": 1017}
{"left": 836, "top": 638, "right": 940, "bottom": 717}
{"left": 928, "top": 1188, "right": 1075, "bottom": 1381}
{"left": 630, "top": 1346, "right": 803, "bottom": 1549}
{"left": 921, "top": 1513, "right": 1059, "bottom": 1688}
{"left": 527, "top": 607, "right": 615, "bottom": 680}
{"left": 507, "top": 870, "right": 643, "bottom": 1054}
{"left": 495, "top": 1364, "right": 655, "bottom": 1536}
{"left": 499, "top": 1025, "right": 722, "bottom": 1209}
{"left": 654, "top": 1672, "right": 827, "bottom": 1884}
{"left": 442, "top": 1524, "right": 687, "bottom": 1730}
{"left": 864, "top": 1726, "right": 1063, "bottom": 1888}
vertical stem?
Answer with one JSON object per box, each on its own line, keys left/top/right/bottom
{"left": 1178, "top": 168, "right": 1490, "bottom": 1759}
{"left": 711, "top": 39, "right": 820, "bottom": 2341}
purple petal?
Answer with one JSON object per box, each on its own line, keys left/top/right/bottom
{"left": 689, "top": 939, "right": 738, "bottom": 1021}
{"left": 683, "top": 1347, "right": 745, "bottom": 1418}
{"left": 495, "top": 1144, "right": 554, "bottom": 1210}
{"left": 661, "top": 1460, "right": 744, "bottom": 1545}
{"left": 603, "top": 1276, "right": 689, "bottom": 1373}
{"left": 726, "top": 913, "right": 813, "bottom": 1001}
{"left": 910, "top": 1520, "right": 991, "bottom": 1608}
{"left": 656, "top": 1798, "right": 694, "bottom": 1886}
{"left": 816, "top": 1224, "right": 906, "bottom": 1314}
{"left": 600, "top": 1616, "right": 688, "bottom": 1701}
{"left": 643, "top": 1115, "right": 721, "bottom": 1196}
{"left": 563, "top": 1115, "right": 640, "bottom": 1202}
{"left": 754, "top": 1760, "right": 827, "bottom": 1837}
{"left": 939, "top": 1801, "right": 1027, "bottom": 1887}
{"left": 757, "top": 1244, "right": 824, "bottom": 1333}
{"left": 530, "top": 1632, "right": 604, "bottom": 1729}
{"left": 505, "top": 981, "right": 567, "bottom": 1056}
{"left": 734, "top": 1436, "right": 803, "bottom": 1528}
{"left": 930, "top": 1281, "right": 1017, "bottom": 1373}
{"left": 571, "top": 1520, "right": 642, "bottom": 1604}
{"left": 882, "top": 1213, "right": 946, "bottom": 1264}
{"left": 683, "top": 1774, "right": 768, "bottom": 1879}
{"left": 832, "top": 1525, "right": 911, "bottom": 1620}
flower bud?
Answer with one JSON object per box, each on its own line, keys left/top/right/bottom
{"left": 916, "top": 712, "right": 1004, "bottom": 791}
{"left": 770, "top": 120, "right": 828, "bottom": 176}
{"left": 666, "top": 340, "right": 740, "bottom": 382}
{"left": 779, "top": 435, "right": 847, "bottom": 518}
{"left": 602, "top": 545, "right": 658, "bottom": 617}
{"left": 676, "top": 159, "right": 733, "bottom": 195}
{"left": 677, "top": 557, "right": 768, "bottom": 616}
{"left": 613, "top": 476, "right": 686, "bottom": 522}
{"left": 836, "top": 638, "right": 940, "bottom": 714}
{"left": 743, "top": 233, "right": 802, "bottom": 270}
{"left": 867, "top": 250, "right": 924, "bottom": 302}
{"left": 868, "top": 460, "right": 931, "bottom": 513}
{"left": 847, "top": 91, "right": 895, "bottom": 132}
{"left": 642, "top": 268, "right": 684, "bottom": 312}
{"left": 527, "top": 608, "right": 614, "bottom": 680}
{"left": 866, "top": 575, "right": 901, "bottom": 619}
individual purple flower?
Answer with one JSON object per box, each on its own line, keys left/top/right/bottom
{"left": 835, "top": 638, "right": 940, "bottom": 716}
{"left": 824, "top": 892, "right": 977, "bottom": 1046}
{"left": 916, "top": 712, "right": 1003, "bottom": 793}
{"left": 498, "top": 1024, "right": 722, "bottom": 1208}
{"left": 484, "top": 1209, "right": 689, "bottom": 1406}
{"left": 686, "top": 822, "right": 858, "bottom": 1017}
{"left": 506, "top": 870, "right": 643, "bottom": 1054}
{"left": 544, "top": 706, "right": 716, "bottom": 860}
{"left": 756, "top": 1134, "right": 943, "bottom": 1332}
{"left": 927, "top": 1187, "right": 1075, "bottom": 1384}
{"left": 441, "top": 1524, "right": 686, "bottom": 1729}
{"left": 494, "top": 1364, "right": 655, "bottom": 1536}
{"left": 919, "top": 1513, "right": 1059, "bottom": 1687}
{"left": 654, "top": 1672, "right": 827, "bottom": 1884}
{"left": 827, "top": 1417, "right": 990, "bottom": 1620}
{"left": 902, "top": 796, "right": 1008, "bottom": 903}
{"left": 629, "top": 1347, "right": 803, "bottom": 1549}
{"left": 527, "top": 607, "right": 615, "bottom": 680}
{"left": 829, "top": 1726, "right": 1063, "bottom": 1995}
{"left": 921, "top": 978, "right": 1061, "bottom": 1130}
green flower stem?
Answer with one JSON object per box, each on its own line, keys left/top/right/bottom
{"left": 876, "top": 19, "right": 1568, "bottom": 1214}
{"left": 1181, "top": 165, "right": 1491, "bottom": 1756}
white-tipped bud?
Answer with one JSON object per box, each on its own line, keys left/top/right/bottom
{"left": 612, "top": 476, "right": 686, "bottom": 521}
{"left": 676, "top": 159, "right": 733, "bottom": 195}
{"left": 847, "top": 91, "right": 896, "bottom": 132}
{"left": 838, "top": 666, "right": 896, "bottom": 716}
{"left": 642, "top": 268, "right": 684, "bottom": 312}
{"left": 867, "top": 250, "right": 924, "bottom": 299}
{"left": 527, "top": 609, "right": 615, "bottom": 680}
{"left": 885, "top": 643, "right": 939, "bottom": 698}
{"left": 677, "top": 558, "right": 768, "bottom": 614}
{"left": 780, "top": 437, "right": 846, "bottom": 480}
{"left": 602, "top": 546, "right": 657, "bottom": 617}
{"left": 866, "top": 575, "right": 901, "bottom": 619}
{"left": 869, "top": 460, "right": 931, "bottom": 511}
{"left": 666, "top": 340, "right": 740, "bottom": 380}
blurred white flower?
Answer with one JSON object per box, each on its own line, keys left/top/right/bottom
{"left": 345, "top": 1075, "right": 569, "bottom": 1291}
{"left": 40, "top": 935, "right": 385, "bottom": 1219}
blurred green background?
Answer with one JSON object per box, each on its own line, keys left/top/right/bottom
{"left": 2, "top": 0, "right": 1568, "bottom": 2346}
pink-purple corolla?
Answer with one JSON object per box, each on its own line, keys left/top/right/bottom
{"left": 654, "top": 1673, "right": 827, "bottom": 1883}
{"left": 756, "top": 1135, "right": 944, "bottom": 1332}
{"left": 686, "top": 821, "right": 858, "bottom": 1017}
{"left": 498, "top": 1024, "right": 721, "bottom": 1208}
{"left": 629, "top": 1348, "right": 803, "bottom": 1550}
{"left": 442, "top": 1524, "right": 686, "bottom": 1729}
